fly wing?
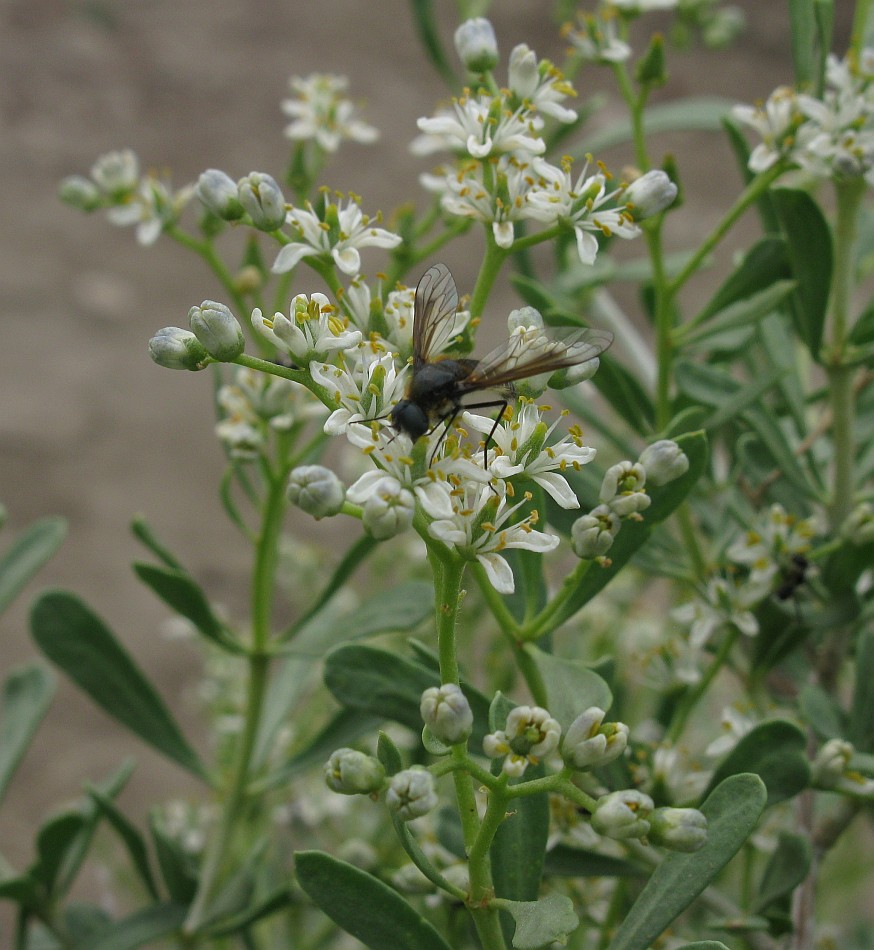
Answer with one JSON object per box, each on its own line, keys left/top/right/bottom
{"left": 413, "top": 263, "right": 461, "bottom": 369}
{"left": 460, "top": 327, "right": 613, "bottom": 393}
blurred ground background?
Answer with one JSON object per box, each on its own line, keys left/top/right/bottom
{"left": 0, "top": 0, "right": 854, "bottom": 920}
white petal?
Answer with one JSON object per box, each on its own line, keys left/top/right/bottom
{"left": 415, "top": 482, "right": 455, "bottom": 520}
{"left": 333, "top": 245, "right": 361, "bottom": 275}
{"left": 428, "top": 520, "right": 468, "bottom": 546}
{"left": 272, "top": 242, "right": 316, "bottom": 274}
{"left": 493, "top": 220, "right": 515, "bottom": 248}
{"left": 533, "top": 472, "right": 580, "bottom": 509}
{"left": 477, "top": 552, "right": 515, "bottom": 594}
{"left": 347, "top": 470, "right": 388, "bottom": 503}
{"left": 574, "top": 227, "right": 599, "bottom": 266}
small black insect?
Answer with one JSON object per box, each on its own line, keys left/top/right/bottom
{"left": 389, "top": 263, "right": 613, "bottom": 461}
{"left": 775, "top": 553, "right": 810, "bottom": 601}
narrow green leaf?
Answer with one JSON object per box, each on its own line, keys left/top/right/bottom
{"left": 0, "top": 516, "right": 67, "bottom": 615}
{"left": 0, "top": 664, "right": 55, "bottom": 802}
{"left": 580, "top": 97, "right": 737, "bottom": 155}
{"left": 30, "top": 590, "right": 206, "bottom": 779}
{"left": 65, "top": 903, "right": 112, "bottom": 943}
{"left": 798, "top": 684, "right": 846, "bottom": 740}
{"left": 133, "top": 563, "right": 242, "bottom": 653}
{"left": 544, "top": 845, "right": 646, "bottom": 878}
{"left": 295, "top": 850, "right": 452, "bottom": 950}
{"left": 34, "top": 811, "right": 87, "bottom": 895}
{"left": 673, "top": 943, "right": 732, "bottom": 950}
{"left": 87, "top": 788, "right": 159, "bottom": 899}
{"left": 376, "top": 729, "right": 404, "bottom": 775}
{"left": 502, "top": 894, "right": 579, "bottom": 950}
{"left": 82, "top": 902, "right": 187, "bottom": 950}
{"left": 608, "top": 774, "right": 767, "bottom": 950}
{"left": 202, "top": 886, "right": 294, "bottom": 938}
{"left": 704, "top": 369, "right": 788, "bottom": 431}
{"left": 788, "top": 0, "right": 815, "bottom": 86}
{"left": 680, "top": 281, "right": 796, "bottom": 347}
{"left": 524, "top": 645, "right": 612, "bottom": 731}
{"left": 772, "top": 188, "right": 832, "bottom": 360}
{"left": 721, "top": 118, "right": 780, "bottom": 233}
{"left": 704, "top": 720, "right": 810, "bottom": 806}
{"left": 850, "top": 629, "right": 874, "bottom": 752}
{"left": 391, "top": 813, "right": 457, "bottom": 895}
{"left": 587, "top": 355, "right": 656, "bottom": 434}
{"left": 149, "top": 812, "right": 198, "bottom": 903}
{"left": 130, "top": 515, "right": 183, "bottom": 570}
{"left": 753, "top": 832, "right": 812, "bottom": 913}
{"left": 492, "top": 760, "right": 549, "bottom": 907}
{"left": 407, "top": 0, "right": 456, "bottom": 88}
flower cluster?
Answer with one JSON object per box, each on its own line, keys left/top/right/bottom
{"left": 734, "top": 48, "right": 874, "bottom": 184}
{"left": 282, "top": 74, "right": 379, "bottom": 153}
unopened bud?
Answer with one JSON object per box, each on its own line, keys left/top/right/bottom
{"left": 571, "top": 505, "right": 620, "bottom": 558}
{"left": 324, "top": 748, "right": 385, "bottom": 795}
{"left": 58, "top": 175, "right": 101, "bottom": 211}
{"left": 601, "top": 461, "right": 650, "bottom": 516}
{"left": 638, "top": 439, "right": 688, "bottom": 486}
{"left": 238, "top": 172, "right": 286, "bottom": 231}
{"left": 562, "top": 707, "right": 629, "bottom": 770}
{"left": 591, "top": 789, "right": 653, "bottom": 840}
{"left": 287, "top": 465, "right": 346, "bottom": 519}
{"left": 454, "top": 18, "right": 499, "bottom": 73}
{"left": 91, "top": 148, "right": 139, "bottom": 198}
{"left": 624, "top": 169, "right": 677, "bottom": 220}
{"left": 508, "top": 44, "right": 539, "bottom": 99}
{"left": 420, "top": 683, "right": 474, "bottom": 745}
{"left": 148, "top": 327, "right": 210, "bottom": 371}
{"left": 648, "top": 807, "right": 708, "bottom": 852}
{"left": 361, "top": 477, "right": 415, "bottom": 540}
{"left": 842, "top": 502, "right": 874, "bottom": 546}
{"left": 811, "top": 738, "right": 854, "bottom": 789}
{"left": 386, "top": 767, "right": 438, "bottom": 821}
{"left": 507, "top": 306, "right": 544, "bottom": 334}
{"left": 550, "top": 357, "right": 600, "bottom": 389}
{"left": 197, "top": 169, "right": 245, "bottom": 220}
{"left": 189, "top": 300, "right": 245, "bottom": 361}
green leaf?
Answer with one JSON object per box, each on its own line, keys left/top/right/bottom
{"left": 30, "top": 591, "right": 206, "bottom": 779}
{"left": 798, "top": 684, "right": 846, "bottom": 740}
{"left": 0, "top": 664, "right": 55, "bottom": 802}
{"left": 133, "top": 563, "right": 242, "bottom": 653}
{"left": 772, "top": 188, "right": 832, "bottom": 360}
{"left": 673, "top": 944, "right": 732, "bottom": 950}
{"left": 149, "top": 811, "right": 198, "bottom": 903}
{"left": 81, "top": 902, "right": 187, "bottom": 950}
{"left": 587, "top": 354, "right": 656, "bottom": 435}
{"left": 704, "top": 720, "right": 810, "bottom": 806}
{"left": 295, "top": 850, "right": 452, "bottom": 950}
{"left": 391, "top": 812, "right": 457, "bottom": 896}
{"left": 544, "top": 845, "right": 645, "bottom": 878}
{"left": 202, "top": 885, "right": 294, "bottom": 938}
{"left": 407, "top": 0, "right": 456, "bottom": 88}
{"left": 680, "top": 281, "right": 796, "bottom": 348}
{"left": 608, "top": 774, "right": 767, "bottom": 950}
{"left": 130, "top": 515, "right": 183, "bottom": 570}
{"left": 547, "top": 431, "right": 707, "bottom": 627}
{"left": 34, "top": 811, "right": 87, "bottom": 896}
{"left": 849, "top": 628, "right": 874, "bottom": 752}
{"left": 376, "top": 729, "right": 404, "bottom": 775}
{"left": 0, "top": 516, "right": 66, "bottom": 615}
{"left": 580, "top": 97, "right": 737, "bottom": 154}
{"left": 502, "top": 894, "right": 579, "bottom": 950}
{"left": 324, "top": 644, "right": 491, "bottom": 744}
{"left": 524, "top": 645, "right": 612, "bottom": 731}
{"left": 491, "top": 763, "right": 549, "bottom": 906}
{"left": 87, "top": 788, "right": 159, "bottom": 899}
{"left": 789, "top": 0, "right": 816, "bottom": 86}
{"left": 753, "top": 832, "right": 812, "bottom": 913}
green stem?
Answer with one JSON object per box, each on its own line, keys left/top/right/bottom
{"left": 167, "top": 226, "right": 249, "bottom": 317}
{"left": 184, "top": 469, "right": 288, "bottom": 934}
{"left": 611, "top": 61, "right": 649, "bottom": 170}
{"left": 519, "top": 557, "right": 594, "bottom": 642}
{"left": 852, "top": 0, "right": 874, "bottom": 57}
{"left": 469, "top": 237, "right": 509, "bottom": 321}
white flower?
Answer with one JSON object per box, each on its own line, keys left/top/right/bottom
{"left": 272, "top": 196, "right": 401, "bottom": 276}
{"left": 413, "top": 91, "right": 545, "bottom": 159}
{"left": 464, "top": 403, "right": 595, "bottom": 508}
{"left": 438, "top": 155, "right": 539, "bottom": 248}
{"left": 726, "top": 503, "right": 815, "bottom": 590}
{"left": 526, "top": 157, "right": 640, "bottom": 265}
{"left": 506, "top": 44, "right": 578, "bottom": 124}
{"left": 732, "top": 86, "right": 803, "bottom": 173}
{"left": 107, "top": 174, "right": 193, "bottom": 245}
{"left": 422, "top": 482, "right": 559, "bottom": 594}
{"left": 609, "top": 0, "right": 678, "bottom": 11}
{"left": 672, "top": 574, "right": 762, "bottom": 646}
{"left": 309, "top": 348, "right": 405, "bottom": 435}
{"left": 252, "top": 293, "right": 362, "bottom": 362}
{"left": 483, "top": 705, "right": 561, "bottom": 777}
{"left": 705, "top": 706, "right": 756, "bottom": 759}
{"left": 91, "top": 148, "right": 140, "bottom": 196}
{"left": 565, "top": 14, "right": 632, "bottom": 64}
{"left": 282, "top": 74, "right": 378, "bottom": 152}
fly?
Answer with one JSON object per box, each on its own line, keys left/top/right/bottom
{"left": 389, "top": 263, "right": 613, "bottom": 463}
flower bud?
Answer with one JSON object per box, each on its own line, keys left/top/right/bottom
{"left": 811, "top": 738, "right": 854, "bottom": 789}
{"left": 508, "top": 44, "right": 539, "bottom": 100}
{"left": 148, "top": 327, "right": 210, "bottom": 371}
{"left": 196, "top": 169, "right": 245, "bottom": 220}
{"left": 562, "top": 707, "right": 629, "bottom": 770}
{"left": 507, "top": 306, "right": 544, "bottom": 334}
{"left": 420, "top": 683, "right": 474, "bottom": 745}
{"left": 638, "top": 439, "right": 689, "bottom": 486}
{"left": 454, "top": 18, "right": 499, "bottom": 73}
{"left": 361, "top": 477, "right": 415, "bottom": 540}
{"left": 58, "top": 175, "right": 101, "bottom": 211}
{"left": 324, "top": 748, "right": 385, "bottom": 795}
{"left": 549, "top": 357, "right": 600, "bottom": 390}
{"left": 647, "top": 807, "right": 708, "bottom": 852}
{"left": 600, "top": 461, "right": 650, "bottom": 516}
{"left": 91, "top": 148, "right": 139, "bottom": 198}
{"left": 189, "top": 300, "right": 245, "bottom": 361}
{"left": 624, "top": 170, "right": 677, "bottom": 220}
{"left": 483, "top": 705, "right": 561, "bottom": 777}
{"left": 237, "top": 172, "right": 286, "bottom": 231}
{"left": 386, "top": 767, "right": 438, "bottom": 821}
{"left": 842, "top": 502, "right": 874, "bottom": 546}
{"left": 571, "top": 505, "right": 620, "bottom": 559}
{"left": 591, "top": 789, "right": 653, "bottom": 840}
{"left": 287, "top": 465, "right": 346, "bottom": 519}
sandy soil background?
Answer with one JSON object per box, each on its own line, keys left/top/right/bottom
{"left": 0, "top": 0, "right": 854, "bottom": 918}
